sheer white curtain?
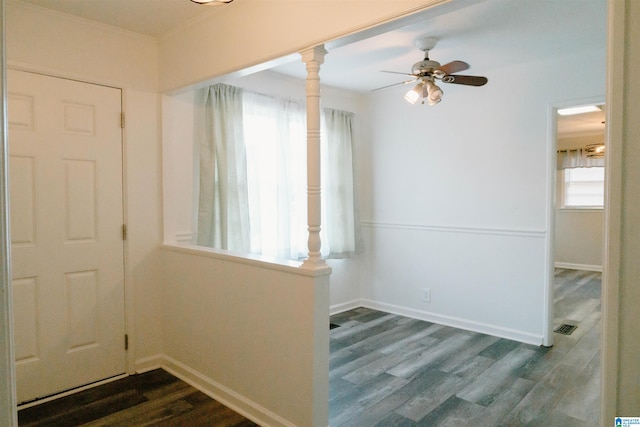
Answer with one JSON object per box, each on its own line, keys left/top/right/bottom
{"left": 322, "top": 108, "right": 359, "bottom": 258}
{"left": 242, "top": 91, "right": 308, "bottom": 259}
{"left": 195, "top": 84, "right": 359, "bottom": 260}
{"left": 195, "top": 84, "right": 251, "bottom": 251}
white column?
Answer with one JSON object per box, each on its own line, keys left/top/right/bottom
{"left": 299, "top": 46, "right": 331, "bottom": 427}
{"left": 0, "top": 0, "right": 18, "bottom": 424}
{"left": 301, "top": 45, "right": 327, "bottom": 268}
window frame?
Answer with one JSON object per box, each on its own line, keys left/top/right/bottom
{"left": 559, "top": 166, "right": 605, "bottom": 210}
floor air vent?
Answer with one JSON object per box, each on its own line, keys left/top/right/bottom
{"left": 330, "top": 323, "right": 340, "bottom": 330}
{"left": 554, "top": 324, "right": 577, "bottom": 335}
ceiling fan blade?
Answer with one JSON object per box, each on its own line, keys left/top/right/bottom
{"left": 442, "top": 75, "right": 488, "bottom": 86}
{"left": 371, "top": 79, "right": 418, "bottom": 92}
{"left": 437, "top": 60, "right": 469, "bottom": 75}
{"left": 381, "top": 70, "right": 416, "bottom": 76}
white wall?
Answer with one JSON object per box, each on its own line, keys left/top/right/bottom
{"left": 6, "top": 1, "right": 163, "bottom": 370}
{"left": 162, "top": 90, "right": 196, "bottom": 245}
{"left": 356, "top": 49, "right": 606, "bottom": 343}
{"left": 161, "top": 246, "right": 329, "bottom": 427}
{"left": 554, "top": 134, "right": 604, "bottom": 270}
{"left": 554, "top": 208, "right": 603, "bottom": 269}
{"left": 6, "top": 1, "right": 157, "bottom": 92}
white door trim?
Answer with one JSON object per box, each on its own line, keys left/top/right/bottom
{"left": 601, "top": 0, "right": 625, "bottom": 421}
{"left": 0, "top": 1, "right": 19, "bottom": 424}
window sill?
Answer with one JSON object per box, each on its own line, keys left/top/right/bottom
{"left": 558, "top": 207, "right": 604, "bottom": 213}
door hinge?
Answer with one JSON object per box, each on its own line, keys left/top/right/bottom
{"left": 125, "top": 334, "right": 129, "bottom": 351}
{"left": 121, "top": 112, "right": 126, "bottom": 129}
{"left": 122, "top": 224, "right": 127, "bottom": 240}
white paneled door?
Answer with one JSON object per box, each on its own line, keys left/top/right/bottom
{"left": 8, "top": 70, "right": 126, "bottom": 403}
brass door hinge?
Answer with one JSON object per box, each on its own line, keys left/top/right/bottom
{"left": 125, "top": 334, "right": 129, "bottom": 351}
{"left": 122, "top": 224, "right": 127, "bottom": 240}
{"left": 121, "top": 112, "right": 126, "bottom": 129}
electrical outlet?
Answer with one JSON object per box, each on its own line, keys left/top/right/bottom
{"left": 422, "top": 288, "right": 431, "bottom": 303}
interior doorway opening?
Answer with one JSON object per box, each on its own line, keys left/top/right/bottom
{"left": 545, "top": 98, "right": 606, "bottom": 346}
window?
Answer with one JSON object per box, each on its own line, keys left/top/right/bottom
{"left": 195, "top": 84, "right": 358, "bottom": 260}
{"left": 562, "top": 167, "right": 604, "bottom": 208}
{"left": 242, "top": 92, "right": 308, "bottom": 259}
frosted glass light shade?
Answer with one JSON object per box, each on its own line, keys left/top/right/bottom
{"left": 404, "top": 83, "right": 423, "bottom": 104}
{"left": 425, "top": 80, "right": 443, "bottom": 104}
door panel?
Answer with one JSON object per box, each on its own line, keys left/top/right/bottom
{"left": 8, "top": 70, "right": 126, "bottom": 403}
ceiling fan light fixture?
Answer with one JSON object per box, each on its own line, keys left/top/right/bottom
{"left": 404, "top": 83, "right": 423, "bottom": 104}
{"left": 425, "top": 79, "right": 443, "bottom": 104}
{"left": 190, "top": 0, "right": 234, "bottom": 5}
{"left": 375, "top": 36, "right": 487, "bottom": 105}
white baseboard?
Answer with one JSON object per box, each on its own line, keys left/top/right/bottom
{"left": 162, "top": 355, "right": 297, "bottom": 427}
{"left": 134, "top": 354, "right": 164, "bottom": 374}
{"left": 329, "top": 299, "right": 363, "bottom": 315}
{"left": 353, "top": 299, "right": 542, "bottom": 346}
{"left": 554, "top": 262, "right": 602, "bottom": 272}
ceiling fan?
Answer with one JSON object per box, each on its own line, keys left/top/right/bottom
{"left": 375, "top": 37, "right": 488, "bottom": 105}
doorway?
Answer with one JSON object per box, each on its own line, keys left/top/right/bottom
{"left": 554, "top": 102, "right": 606, "bottom": 272}
{"left": 545, "top": 99, "right": 606, "bottom": 344}
{"left": 8, "top": 70, "right": 126, "bottom": 403}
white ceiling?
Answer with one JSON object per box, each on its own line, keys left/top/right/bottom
{"left": 557, "top": 109, "right": 606, "bottom": 139}
{"left": 17, "top": 0, "right": 607, "bottom": 137}
{"left": 272, "top": 0, "right": 606, "bottom": 91}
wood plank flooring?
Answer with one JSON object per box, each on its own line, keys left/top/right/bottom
{"left": 18, "top": 369, "right": 258, "bottom": 426}
{"left": 18, "top": 268, "right": 600, "bottom": 426}
{"left": 328, "top": 268, "right": 601, "bottom": 426}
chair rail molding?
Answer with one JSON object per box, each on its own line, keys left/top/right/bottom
{"left": 361, "top": 220, "right": 546, "bottom": 239}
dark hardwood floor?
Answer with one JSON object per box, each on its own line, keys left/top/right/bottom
{"left": 18, "top": 268, "right": 600, "bottom": 426}
{"left": 18, "top": 369, "right": 258, "bottom": 426}
{"left": 328, "top": 268, "right": 601, "bottom": 426}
